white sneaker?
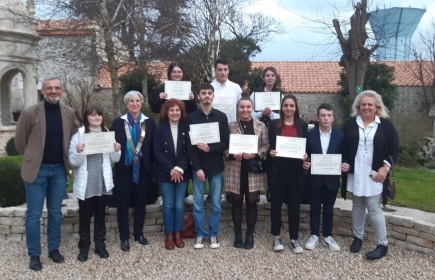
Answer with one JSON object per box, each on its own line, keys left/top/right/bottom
{"left": 210, "top": 237, "right": 220, "bottom": 249}
{"left": 272, "top": 235, "right": 284, "bottom": 252}
{"left": 323, "top": 236, "right": 341, "bottom": 251}
{"left": 290, "top": 239, "right": 304, "bottom": 254}
{"left": 193, "top": 237, "right": 205, "bottom": 249}
{"left": 305, "top": 235, "right": 319, "bottom": 250}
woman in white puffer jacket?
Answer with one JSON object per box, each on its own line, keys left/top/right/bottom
{"left": 68, "top": 105, "right": 121, "bottom": 262}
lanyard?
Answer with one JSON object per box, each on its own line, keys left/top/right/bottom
{"left": 124, "top": 120, "right": 146, "bottom": 161}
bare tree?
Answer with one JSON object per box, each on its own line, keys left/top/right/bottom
{"left": 408, "top": 19, "right": 435, "bottom": 109}
{"left": 62, "top": 80, "right": 96, "bottom": 125}
{"left": 333, "top": 0, "right": 378, "bottom": 98}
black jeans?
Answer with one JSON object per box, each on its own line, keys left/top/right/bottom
{"left": 78, "top": 195, "right": 110, "bottom": 250}
{"left": 309, "top": 184, "right": 338, "bottom": 237}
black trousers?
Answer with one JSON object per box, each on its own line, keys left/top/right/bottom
{"left": 309, "top": 183, "right": 338, "bottom": 237}
{"left": 78, "top": 195, "right": 110, "bottom": 250}
{"left": 115, "top": 165, "right": 150, "bottom": 241}
{"left": 270, "top": 161, "right": 301, "bottom": 239}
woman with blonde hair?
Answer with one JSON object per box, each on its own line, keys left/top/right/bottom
{"left": 342, "top": 90, "right": 399, "bottom": 260}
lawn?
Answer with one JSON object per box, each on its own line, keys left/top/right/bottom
{"left": 390, "top": 167, "right": 435, "bottom": 212}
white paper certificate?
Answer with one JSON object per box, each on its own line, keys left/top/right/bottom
{"left": 189, "top": 122, "right": 220, "bottom": 145}
{"left": 229, "top": 134, "right": 258, "bottom": 154}
{"left": 83, "top": 131, "right": 115, "bottom": 155}
{"left": 165, "top": 81, "right": 191, "bottom": 100}
{"left": 254, "top": 92, "right": 281, "bottom": 111}
{"left": 213, "top": 95, "right": 235, "bottom": 115}
{"left": 311, "top": 154, "right": 342, "bottom": 175}
{"left": 275, "top": 136, "right": 306, "bottom": 159}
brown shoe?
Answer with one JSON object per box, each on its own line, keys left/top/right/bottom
{"left": 165, "top": 233, "right": 175, "bottom": 250}
{"left": 174, "top": 231, "right": 185, "bottom": 248}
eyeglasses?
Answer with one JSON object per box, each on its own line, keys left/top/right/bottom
{"left": 43, "top": 86, "right": 63, "bottom": 91}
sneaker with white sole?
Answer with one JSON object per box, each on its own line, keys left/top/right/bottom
{"left": 290, "top": 239, "right": 304, "bottom": 254}
{"left": 305, "top": 235, "right": 319, "bottom": 250}
{"left": 323, "top": 236, "right": 341, "bottom": 251}
{"left": 272, "top": 235, "right": 284, "bottom": 252}
{"left": 193, "top": 237, "right": 205, "bottom": 249}
{"left": 210, "top": 237, "right": 220, "bottom": 249}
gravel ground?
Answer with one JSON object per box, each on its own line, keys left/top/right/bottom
{"left": 1, "top": 228, "right": 435, "bottom": 279}
{"left": 2, "top": 197, "right": 435, "bottom": 279}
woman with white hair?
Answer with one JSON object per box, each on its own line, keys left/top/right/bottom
{"left": 110, "top": 91, "right": 156, "bottom": 252}
{"left": 341, "top": 90, "right": 399, "bottom": 260}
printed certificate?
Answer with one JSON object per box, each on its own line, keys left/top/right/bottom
{"left": 83, "top": 131, "right": 115, "bottom": 155}
{"left": 189, "top": 122, "right": 220, "bottom": 145}
{"left": 229, "top": 134, "right": 258, "bottom": 154}
{"left": 165, "top": 81, "right": 191, "bottom": 100}
{"left": 311, "top": 154, "right": 342, "bottom": 175}
{"left": 275, "top": 136, "right": 306, "bottom": 159}
{"left": 213, "top": 95, "right": 235, "bottom": 115}
{"left": 254, "top": 92, "right": 281, "bottom": 111}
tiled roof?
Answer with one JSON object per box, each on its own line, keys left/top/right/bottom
{"left": 37, "top": 20, "right": 94, "bottom": 36}
{"left": 98, "top": 61, "right": 430, "bottom": 92}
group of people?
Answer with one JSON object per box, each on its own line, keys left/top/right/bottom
{"left": 15, "top": 58, "right": 399, "bottom": 272}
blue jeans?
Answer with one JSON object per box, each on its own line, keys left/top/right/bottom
{"left": 24, "top": 164, "right": 66, "bottom": 257}
{"left": 192, "top": 172, "right": 222, "bottom": 238}
{"left": 159, "top": 181, "right": 188, "bottom": 233}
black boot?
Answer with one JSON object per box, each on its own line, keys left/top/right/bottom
{"left": 77, "top": 248, "right": 89, "bottom": 262}
{"left": 233, "top": 230, "right": 244, "bottom": 248}
{"left": 350, "top": 236, "right": 362, "bottom": 253}
{"left": 244, "top": 230, "right": 254, "bottom": 250}
{"left": 366, "top": 245, "right": 388, "bottom": 260}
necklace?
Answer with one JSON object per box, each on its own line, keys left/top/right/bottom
{"left": 361, "top": 126, "right": 373, "bottom": 154}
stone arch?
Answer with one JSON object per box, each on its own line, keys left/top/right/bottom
{"left": 0, "top": 67, "right": 28, "bottom": 125}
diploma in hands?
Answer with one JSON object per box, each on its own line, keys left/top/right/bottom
{"left": 213, "top": 95, "right": 235, "bottom": 115}
{"left": 275, "top": 136, "right": 306, "bottom": 159}
{"left": 254, "top": 92, "right": 281, "bottom": 111}
{"left": 189, "top": 122, "right": 220, "bottom": 145}
{"left": 165, "top": 81, "right": 191, "bottom": 100}
{"left": 229, "top": 134, "right": 258, "bottom": 154}
{"left": 311, "top": 154, "right": 342, "bottom": 175}
{"left": 83, "top": 131, "right": 115, "bottom": 155}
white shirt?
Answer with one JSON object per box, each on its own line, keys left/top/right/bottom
{"left": 250, "top": 88, "right": 280, "bottom": 120}
{"left": 319, "top": 127, "right": 332, "bottom": 154}
{"left": 347, "top": 115, "right": 382, "bottom": 197}
{"left": 211, "top": 79, "right": 242, "bottom": 122}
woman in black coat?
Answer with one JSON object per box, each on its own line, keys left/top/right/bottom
{"left": 341, "top": 90, "right": 399, "bottom": 260}
{"left": 153, "top": 99, "right": 192, "bottom": 250}
{"left": 151, "top": 62, "right": 197, "bottom": 114}
{"left": 267, "top": 94, "right": 307, "bottom": 254}
{"left": 110, "top": 91, "right": 155, "bottom": 252}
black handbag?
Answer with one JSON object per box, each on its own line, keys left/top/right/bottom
{"left": 247, "top": 158, "right": 267, "bottom": 173}
{"left": 237, "top": 120, "right": 267, "bottom": 173}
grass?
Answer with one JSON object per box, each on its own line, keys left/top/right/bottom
{"left": 390, "top": 167, "right": 435, "bottom": 212}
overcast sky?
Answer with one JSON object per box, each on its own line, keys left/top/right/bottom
{"left": 249, "top": 0, "right": 435, "bottom": 61}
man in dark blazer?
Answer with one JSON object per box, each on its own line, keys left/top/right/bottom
{"left": 303, "top": 104, "right": 349, "bottom": 251}
{"left": 15, "top": 76, "right": 76, "bottom": 271}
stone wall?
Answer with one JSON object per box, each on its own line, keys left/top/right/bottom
{"left": 0, "top": 126, "right": 16, "bottom": 154}
{"left": 1, "top": 198, "right": 435, "bottom": 257}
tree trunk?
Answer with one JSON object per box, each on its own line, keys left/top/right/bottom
{"left": 141, "top": 65, "right": 149, "bottom": 107}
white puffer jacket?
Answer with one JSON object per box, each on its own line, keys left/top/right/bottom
{"left": 68, "top": 126, "right": 121, "bottom": 200}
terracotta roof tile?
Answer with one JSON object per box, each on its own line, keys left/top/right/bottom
{"left": 37, "top": 20, "right": 93, "bottom": 36}
{"left": 98, "top": 61, "right": 431, "bottom": 92}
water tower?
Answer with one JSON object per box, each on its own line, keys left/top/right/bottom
{"left": 369, "top": 7, "right": 426, "bottom": 60}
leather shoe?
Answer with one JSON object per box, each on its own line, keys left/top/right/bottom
{"left": 350, "top": 237, "right": 363, "bottom": 253}
{"left": 366, "top": 245, "right": 388, "bottom": 260}
{"left": 77, "top": 249, "right": 89, "bottom": 262}
{"left": 165, "top": 233, "right": 175, "bottom": 250}
{"left": 174, "top": 231, "right": 185, "bottom": 248}
{"left": 120, "top": 239, "right": 130, "bottom": 251}
{"left": 94, "top": 248, "right": 110, "bottom": 258}
{"left": 48, "top": 249, "right": 65, "bottom": 263}
{"left": 29, "top": 256, "right": 42, "bottom": 271}
{"left": 135, "top": 235, "right": 149, "bottom": 245}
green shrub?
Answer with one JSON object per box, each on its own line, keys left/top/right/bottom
{"left": 0, "top": 159, "right": 25, "bottom": 207}
{"left": 398, "top": 139, "right": 424, "bottom": 167}
{"left": 5, "top": 137, "right": 19, "bottom": 156}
